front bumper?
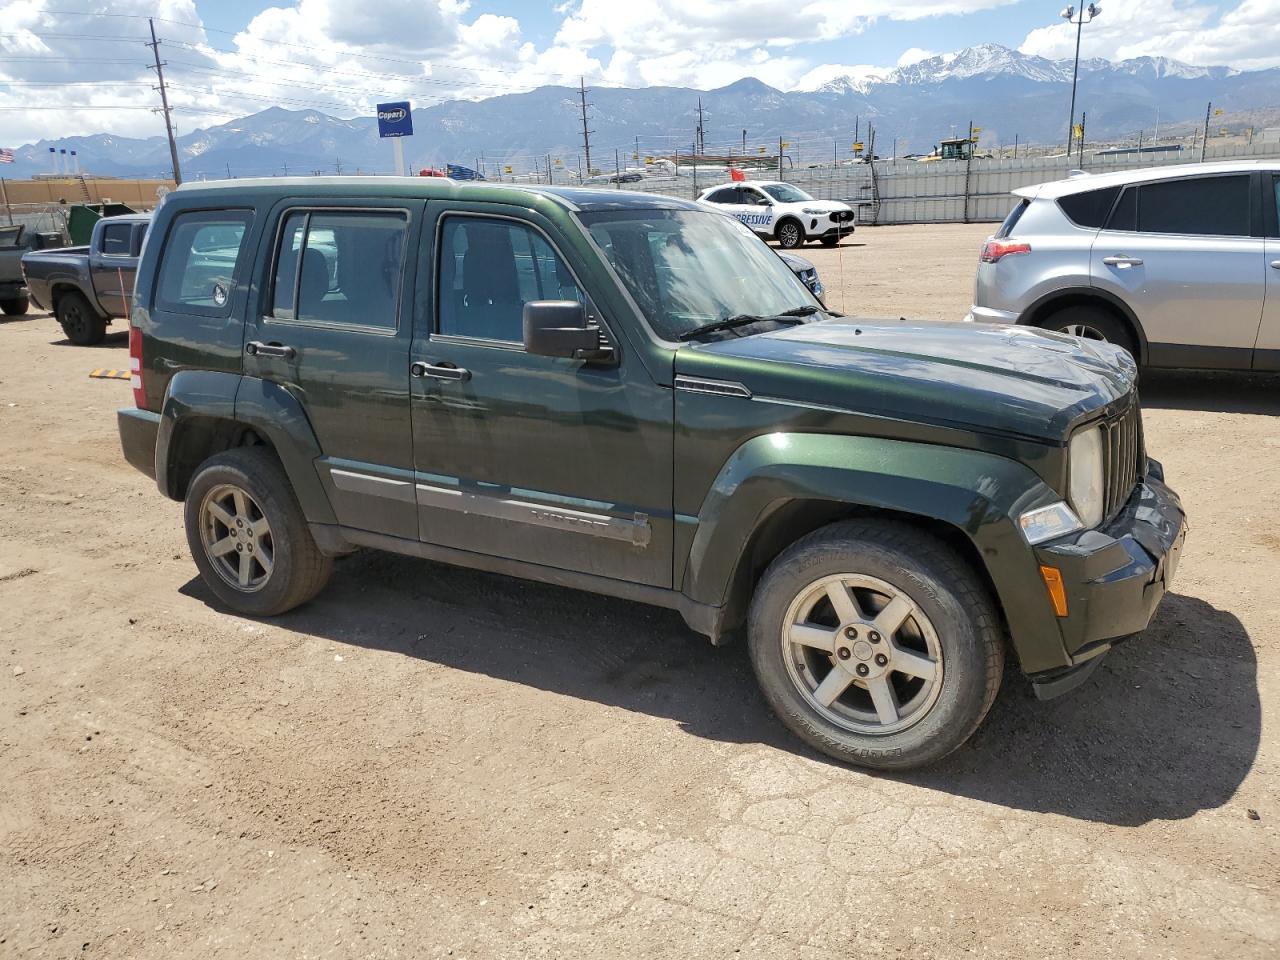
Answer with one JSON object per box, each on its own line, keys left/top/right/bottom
{"left": 118, "top": 407, "right": 160, "bottom": 481}
{"left": 1028, "top": 460, "right": 1186, "bottom": 697}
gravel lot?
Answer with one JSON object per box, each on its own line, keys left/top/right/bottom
{"left": 2, "top": 222, "right": 1277, "bottom": 959}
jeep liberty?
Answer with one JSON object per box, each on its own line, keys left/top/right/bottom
{"left": 118, "top": 178, "right": 1186, "bottom": 769}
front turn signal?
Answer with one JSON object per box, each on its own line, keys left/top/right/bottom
{"left": 1039, "top": 565, "right": 1069, "bottom": 617}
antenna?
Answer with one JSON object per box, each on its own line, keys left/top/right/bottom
{"left": 146, "top": 18, "right": 183, "bottom": 185}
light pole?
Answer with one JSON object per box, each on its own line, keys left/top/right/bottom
{"left": 1062, "top": 3, "right": 1101, "bottom": 155}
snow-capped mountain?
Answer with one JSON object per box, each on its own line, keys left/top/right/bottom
{"left": 5, "top": 45, "right": 1277, "bottom": 180}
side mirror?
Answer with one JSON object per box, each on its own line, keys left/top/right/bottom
{"left": 522, "top": 300, "right": 612, "bottom": 361}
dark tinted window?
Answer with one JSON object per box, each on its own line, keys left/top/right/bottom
{"left": 1057, "top": 186, "right": 1120, "bottom": 228}
{"left": 155, "top": 210, "right": 253, "bottom": 315}
{"left": 437, "top": 217, "right": 581, "bottom": 343}
{"left": 101, "top": 222, "right": 133, "bottom": 256}
{"left": 705, "top": 188, "right": 738, "bottom": 204}
{"left": 1137, "top": 175, "right": 1250, "bottom": 236}
{"left": 269, "top": 210, "right": 406, "bottom": 329}
{"left": 995, "top": 199, "right": 1029, "bottom": 238}
{"left": 1107, "top": 187, "right": 1137, "bottom": 231}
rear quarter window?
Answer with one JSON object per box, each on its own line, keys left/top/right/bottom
{"left": 154, "top": 210, "right": 254, "bottom": 317}
{"left": 1057, "top": 186, "right": 1121, "bottom": 228}
{"left": 995, "top": 199, "right": 1029, "bottom": 238}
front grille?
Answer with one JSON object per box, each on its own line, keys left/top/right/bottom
{"left": 829, "top": 210, "right": 854, "bottom": 223}
{"left": 1102, "top": 398, "right": 1145, "bottom": 520}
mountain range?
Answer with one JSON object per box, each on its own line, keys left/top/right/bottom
{"left": 4, "top": 43, "right": 1278, "bottom": 180}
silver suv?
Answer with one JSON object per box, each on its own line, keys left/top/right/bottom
{"left": 969, "top": 161, "right": 1280, "bottom": 371}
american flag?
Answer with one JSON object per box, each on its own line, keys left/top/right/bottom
{"left": 0, "top": 148, "right": 14, "bottom": 164}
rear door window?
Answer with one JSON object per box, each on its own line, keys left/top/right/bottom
{"left": 155, "top": 210, "right": 254, "bottom": 316}
{"left": 100, "top": 222, "right": 133, "bottom": 256}
{"left": 1135, "top": 175, "right": 1251, "bottom": 237}
{"left": 269, "top": 209, "right": 407, "bottom": 329}
{"left": 1057, "top": 186, "right": 1120, "bottom": 228}
{"left": 1106, "top": 187, "right": 1137, "bottom": 231}
{"left": 705, "top": 188, "right": 737, "bottom": 204}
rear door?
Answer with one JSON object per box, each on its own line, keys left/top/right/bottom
{"left": 1090, "top": 172, "right": 1264, "bottom": 369}
{"left": 90, "top": 220, "right": 135, "bottom": 317}
{"left": 1261, "top": 172, "right": 1280, "bottom": 371}
{"left": 737, "top": 186, "right": 777, "bottom": 236}
{"left": 241, "top": 200, "right": 421, "bottom": 537}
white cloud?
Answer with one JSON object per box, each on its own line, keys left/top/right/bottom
{"left": 1019, "top": 0, "right": 1280, "bottom": 71}
{"left": 896, "top": 47, "right": 938, "bottom": 67}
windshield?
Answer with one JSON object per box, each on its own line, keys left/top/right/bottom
{"left": 761, "top": 183, "right": 813, "bottom": 203}
{"left": 579, "top": 209, "right": 820, "bottom": 341}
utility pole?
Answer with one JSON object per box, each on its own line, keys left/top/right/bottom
{"left": 778, "top": 135, "right": 783, "bottom": 177}
{"left": 696, "top": 97, "right": 706, "bottom": 156}
{"left": 146, "top": 18, "right": 183, "bottom": 185}
{"left": 1078, "top": 111, "right": 1086, "bottom": 166}
{"left": 578, "top": 78, "right": 593, "bottom": 175}
{"left": 1063, "top": 4, "right": 1102, "bottom": 155}
{"left": 741, "top": 129, "right": 746, "bottom": 156}
{"left": 1201, "top": 101, "right": 1211, "bottom": 162}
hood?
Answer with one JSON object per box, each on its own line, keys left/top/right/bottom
{"left": 776, "top": 250, "right": 815, "bottom": 273}
{"left": 675, "top": 317, "right": 1136, "bottom": 441}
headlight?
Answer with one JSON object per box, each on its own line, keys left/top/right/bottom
{"left": 1068, "top": 426, "right": 1105, "bottom": 528}
{"left": 1019, "top": 501, "right": 1083, "bottom": 545}
{"left": 801, "top": 207, "right": 825, "bottom": 215}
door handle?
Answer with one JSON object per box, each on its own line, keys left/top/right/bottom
{"left": 1102, "top": 255, "right": 1144, "bottom": 268}
{"left": 246, "top": 340, "right": 296, "bottom": 359}
{"left": 1270, "top": 260, "right": 1280, "bottom": 270}
{"left": 411, "top": 361, "right": 471, "bottom": 382}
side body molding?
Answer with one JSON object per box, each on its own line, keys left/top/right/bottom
{"left": 681, "top": 432, "right": 1071, "bottom": 674}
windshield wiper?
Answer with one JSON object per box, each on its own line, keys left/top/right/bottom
{"left": 677, "top": 305, "right": 819, "bottom": 341}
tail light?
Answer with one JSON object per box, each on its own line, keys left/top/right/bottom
{"left": 980, "top": 238, "right": 1032, "bottom": 263}
{"left": 129, "top": 324, "right": 145, "bottom": 408}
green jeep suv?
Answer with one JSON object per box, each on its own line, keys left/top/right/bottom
{"left": 118, "top": 177, "right": 1186, "bottom": 770}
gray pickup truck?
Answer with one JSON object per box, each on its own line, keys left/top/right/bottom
{"left": 23, "top": 213, "right": 150, "bottom": 344}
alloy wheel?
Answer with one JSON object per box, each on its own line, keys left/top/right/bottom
{"left": 1061, "top": 323, "right": 1108, "bottom": 342}
{"left": 198, "top": 483, "right": 275, "bottom": 592}
{"left": 780, "top": 573, "right": 943, "bottom": 735}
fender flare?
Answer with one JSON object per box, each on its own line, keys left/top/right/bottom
{"left": 156, "top": 371, "right": 337, "bottom": 525}
{"left": 681, "top": 432, "right": 1071, "bottom": 674}
{"left": 1019, "top": 286, "right": 1149, "bottom": 365}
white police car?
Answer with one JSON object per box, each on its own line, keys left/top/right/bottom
{"left": 696, "top": 181, "right": 855, "bottom": 249}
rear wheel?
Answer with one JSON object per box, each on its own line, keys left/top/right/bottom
{"left": 56, "top": 291, "right": 106, "bottom": 345}
{"left": 748, "top": 520, "right": 1004, "bottom": 770}
{"left": 776, "top": 219, "right": 805, "bottom": 249}
{"left": 184, "top": 447, "right": 333, "bottom": 617}
{"left": 1041, "top": 305, "right": 1136, "bottom": 359}
{"left": 1, "top": 296, "right": 29, "bottom": 316}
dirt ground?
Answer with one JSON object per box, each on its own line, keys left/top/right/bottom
{"left": 2, "top": 222, "right": 1277, "bottom": 959}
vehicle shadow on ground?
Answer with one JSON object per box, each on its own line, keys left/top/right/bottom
{"left": 182, "top": 555, "right": 1258, "bottom": 827}
{"left": 1140, "top": 369, "right": 1280, "bottom": 415}
{"left": 50, "top": 331, "right": 129, "bottom": 348}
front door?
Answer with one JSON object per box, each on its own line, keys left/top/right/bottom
{"left": 1261, "top": 173, "right": 1280, "bottom": 371}
{"left": 409, "top": 201, "right": 673, "bottom": 588}
{"left": 242, "top": 200, "right": 421, "bottom": 537}
{"left": 1090, "top": 172, "right": 1265, "bottom": 369}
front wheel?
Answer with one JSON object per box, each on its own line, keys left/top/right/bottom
{"left": 1041, "top": 305, "right": 1136, "bottom": 360}
{"left": 748, "top": 520, "right": 1004, "bottom": 770}
{"left": 184, "top": 447, "right": 333, "bottom": 617}
{"left": 819, "top": 236, "right": 840, "bottom": 248}
{"left": 776, "top": 219, "right": 805, "bottom": 249}
{"left": 1, "top": 296, "right": 29, "bottom": 316}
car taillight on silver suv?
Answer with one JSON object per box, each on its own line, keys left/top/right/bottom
{"left": 979, "top": 238, "right": 1031, "bottom": 263}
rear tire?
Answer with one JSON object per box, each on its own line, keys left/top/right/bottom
{"left": 776, "top": 219, "right": 805, "bottom": 249}
{"left": 819, "top": 236, "right": 840, "bottom": 247}
{"left": 1041, "top": 305, "right": 1136, "bottom": 360}
{"left": 56, "top": 291, "right": 107, "bottom": 345}
{"left": 184, "top": 447, "right": 333, "bottom": 617}
{"left": 1, "top": 296, "right": 29, "bottom": 316}
{"left": 748, "top": 520, "right": 1004, "bottom": 770}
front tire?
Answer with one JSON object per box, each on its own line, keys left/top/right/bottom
{"left": 184, "top": 447, "right": 333, "bottom": 617}
{"left": 819, "top": 236, "right": 840, "bottom": 247}
{"left": 748, "top": 520, "right": 1003, "bottom": 770}
{"left": 776, "top": 219, "right": 805, "bottom": 249}
{"left": 56, "top": 291, "right": 106, "bottom": 345}
{"left": 1, "top": 296, "right": 29, "bottom": 316}
{"left": 1041, "top": 305, "right": 1137, "bottom": 360}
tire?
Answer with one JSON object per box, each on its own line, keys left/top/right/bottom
{"left": 776, "top": 219, "right": 805, "bottom": 249}
{"left": 184, "top": 447, "right": 333, "bottom": 617}
{"left": 1041, "top": 305, "right": 1137, "bottom": 360}
{"left": 819, "top": 236, "right": 840, "bottom": 248}
{"left": 56, "top": 291, "right": 107, "bottom": 345}
{"left": 1, "top": 296, "right": 29, "bottom": 316}
{"left": 748, "top": 519, "right": 1004, "bottom": 770}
